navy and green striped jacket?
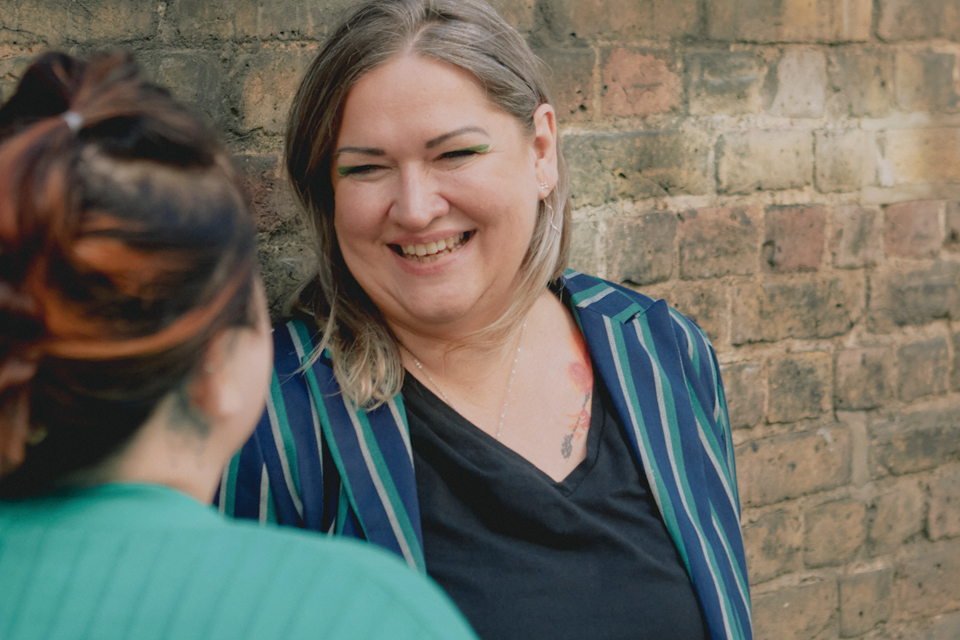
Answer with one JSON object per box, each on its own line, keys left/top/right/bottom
{"left": 219, "top": 271, "right": 753, "bottom": 640}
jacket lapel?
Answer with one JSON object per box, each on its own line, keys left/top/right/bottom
{"left": 293, "top": 320, "right": 426, "bottom": 573}
{"left": 566, "top": 272, "right": 751, "bottom": 640}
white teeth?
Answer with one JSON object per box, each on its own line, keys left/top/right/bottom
{"left": 396, "top": 232, "right": 467, "bottom": 262}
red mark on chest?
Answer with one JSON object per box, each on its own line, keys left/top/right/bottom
{"left": 567, "top": 331, "right": 593, "bottom": 394}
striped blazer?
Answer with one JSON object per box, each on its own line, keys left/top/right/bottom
{"left": 219, "top": 270, "right": 753, "bottom": 640}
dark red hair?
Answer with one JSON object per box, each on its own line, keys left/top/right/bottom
{"left": 0, "top": 51, "right": 257, "bottom": 496}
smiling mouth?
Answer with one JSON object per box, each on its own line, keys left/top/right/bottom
{"left": 392, "top": 232, "right": 471, "bottom": 263}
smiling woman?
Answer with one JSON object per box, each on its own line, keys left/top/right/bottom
{"left": 332, "top": 55, "right": 550, "bottom": 338}
{"left": 221, "top": 2, "right": 754, "bottom": 639}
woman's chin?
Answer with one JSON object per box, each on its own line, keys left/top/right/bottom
{"left": 394, "top": 302, "right": 476, "bottom": 333}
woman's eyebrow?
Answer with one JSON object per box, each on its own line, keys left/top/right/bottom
{"left": 334, "top": 146, "right": 385, "bottom": 157}
{"left": 425, "top": 126, "right": 488, "bottom": 149}
{"left": 334, "top": 127, "right": 489, "bottom": 156}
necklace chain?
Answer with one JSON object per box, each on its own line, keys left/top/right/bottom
{"left": 404, "top": 318, "right": 528, "bottom": 441}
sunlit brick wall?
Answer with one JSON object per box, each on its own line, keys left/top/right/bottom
{"left": 2, "top": 1, "right": 959, "bottom": 638}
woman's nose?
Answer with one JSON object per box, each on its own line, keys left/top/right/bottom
{"left": 388, "top": 167, "right": 448, "bottom": 229}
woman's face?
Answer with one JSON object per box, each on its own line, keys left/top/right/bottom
{"left": 331, "top": 54, "right": 557, "bottom": 337}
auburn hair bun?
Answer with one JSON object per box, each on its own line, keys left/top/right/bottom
{"left": 0, "top": 50, "right": 257, "bottom": 496}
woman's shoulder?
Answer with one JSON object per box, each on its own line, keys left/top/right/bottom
{"left": 562, "top": 270, "right": 710, "bottom": 342}
{"left": 561, "top": 270, "right": 659, "bottom": 311}
{"left": 270, "top": 311, "right": 329, "bottom": 375}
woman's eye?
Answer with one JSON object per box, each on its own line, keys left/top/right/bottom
{"left": 439, "top": 144, "right": 490, "bottom": 161}
{"left": 337, "top": 164, "right": 383, "bottom": 177}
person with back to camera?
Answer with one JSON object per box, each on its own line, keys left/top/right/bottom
{"left": 221, "top": 1, "right": 753, "bottom": 638}
{"left": 0, "top": 50, "right": 478, "bottom": 640}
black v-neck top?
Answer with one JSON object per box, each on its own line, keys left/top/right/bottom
{"left": 403, "top": 368, "right": 707, "bottom": 640}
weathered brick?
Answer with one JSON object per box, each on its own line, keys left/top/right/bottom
{"left": 743, "top": 508, "right": 802, "bottom": 583}
{"left": 898, "top": 338, "right": 949, "bottom": 403}
{"left": 764, "top": 50, "right": 827, "bottom": 118}
{"left": 870, "top": 407, "right": 960, "bottom": 477}
{"left": 737, "top": 426, "right": 851, "bottom": 506}
{"left": 140, "top": 52, "right": 224, "bottom": 125}
{"left": 952, "top": 331, "right": 960, "bottom": 392}
{"left": 767, "top": 352, "right": 831, "bottom": 423}
{"left": 0, "top": 0, "right": 158, "bottom": 44}
{"left": 896, "top": 51, "right": 960, "bottom": 113}
{"left": 871, "top": 128, "right": 960, "bottom": 188}
{"left": 721, "top": 361, "right": 765, "bottom": 429}
{"left": 662, "top": 282, "right": 726, "bottom": 343}
{"left": 678, "top": 206, "right": 760, "bottom": 279}
{"left": 234, "top": 50, "right": 314, "bottom": 135}
{"left": 831, "top": 205, "right": 883, "bottom": 269}
{"left": 0, "top": 55, "right": 34, "bottom": 105}
{"left": 258, "top": 227, "right": 313, "bottom": 321}
{"left": 764, "top": 205, "right": 826, "bottom": 273}
{"left": 868, "top": 262, "right": 960, "bottom": 330}
{"left": 717, "top": 130, "right": 813, "bottom": 194}
{"left": 879, "top": 0, "right": 960, "bottom": 41}
{"left": 928, "top": 468, "right": 960, "bottom": 540}
{"left": 234, "top": 154, "right": 296, "bottom": 233}
{"left": 491, "top": 0, "right": 535, "bottom": 33}
{"left": 752, "top": 581, "right": 837, "bottom": 640}
{"left": 535, "top": 47, "right": 595, "bottom": 121}
{"left": 732, "top": 275, "right": 864, "bottom": 344}
{"left": 541, "top": 0, "right": 699, "bottom": 42}
{"left": 945, "top": 201, "right": 960, "bottom": 253}
{"left": 839, "top": 569, "right": 894, "bottom": 637}
{"left": 869, "top": 479, "right": 925, "bottom": 553}
{"left": 567, "top": 220, "right": 601, "bottom": 276}
{"left": 708, "top": 0, "right": 871, "bottom": 43}
{"left": 816, "top": 130, "right": 866, "bottom": 194}
{"left": 605, "top": 213, "right": 676, "bottom": 285}
{"left": 176, "top": 0, "right": 348, "bottom": 41}
{"left": 879, "top": 612, "right": 960, "bottom": 640}
{"left": 827, "top": 48, "right": 896, "bottom": 118}
{"left": 893, "top": 539, "right": 960, "bottom": 620}
{"left": 835, "top": 347, "right": 892, "bottom": 411}
{"left": 885, "top": 201, "right": 943, "bottom": 259}
{"left": 922, "top": 613, "right": 960, "bottom": 640}
{"left": 804, "top": 498, "right": 868, "bottom": 567}
{"left": 601, "top": 48, "right": 678, "bottom": 118}
{"left": 564, "top": 130, "right": 711, "bottom": 207}
{"left": 685, "top": 51, "right": 763, "bottom": 116}
{"left": 173, "top": 0, "right": 240, "bottom": 40}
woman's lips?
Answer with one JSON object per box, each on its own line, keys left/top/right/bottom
{"left": 392, "top": 231, "right": 471, "bottom": 263}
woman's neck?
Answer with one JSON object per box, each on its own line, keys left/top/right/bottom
{"left": 75, "top": 398, "right": 226, "bottom": 505}
{"left": 395, "top": 290, "right": 559, "bottom": 412}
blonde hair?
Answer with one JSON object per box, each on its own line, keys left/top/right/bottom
{"left": 285, "top": 0, "right": 570, "bottom": 408}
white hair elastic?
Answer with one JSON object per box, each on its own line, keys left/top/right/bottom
{"left": 61, "top": 111, "right": 83, "bottom": 134}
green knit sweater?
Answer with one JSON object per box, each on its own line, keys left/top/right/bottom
{"left": 0, "top": 483, "right": 477, "bottom": 640}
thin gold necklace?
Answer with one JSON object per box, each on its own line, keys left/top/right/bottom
{"left": 404, "top": 318, "right": 528, "bottom": 441}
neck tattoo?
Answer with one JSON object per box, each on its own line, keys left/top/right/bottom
{"left": 404, "top": 318, "right": 528, "bottom": 441}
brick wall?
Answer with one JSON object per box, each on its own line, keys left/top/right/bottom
{"left": 3, "top": 1, "right": 960, "bottom": 638}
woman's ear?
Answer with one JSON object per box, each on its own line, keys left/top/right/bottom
{"left": 532, "top": 103, "right": 559, "bottom": 190}
{"left": 188, "top": 329, "right": 244, "bottom": 425}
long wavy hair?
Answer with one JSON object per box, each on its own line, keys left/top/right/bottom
{"left": 0, "top": 51, "right": 257, "bottom": 497}
{"left": 286, "top": 0, "right": 570, "bottom": 409}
